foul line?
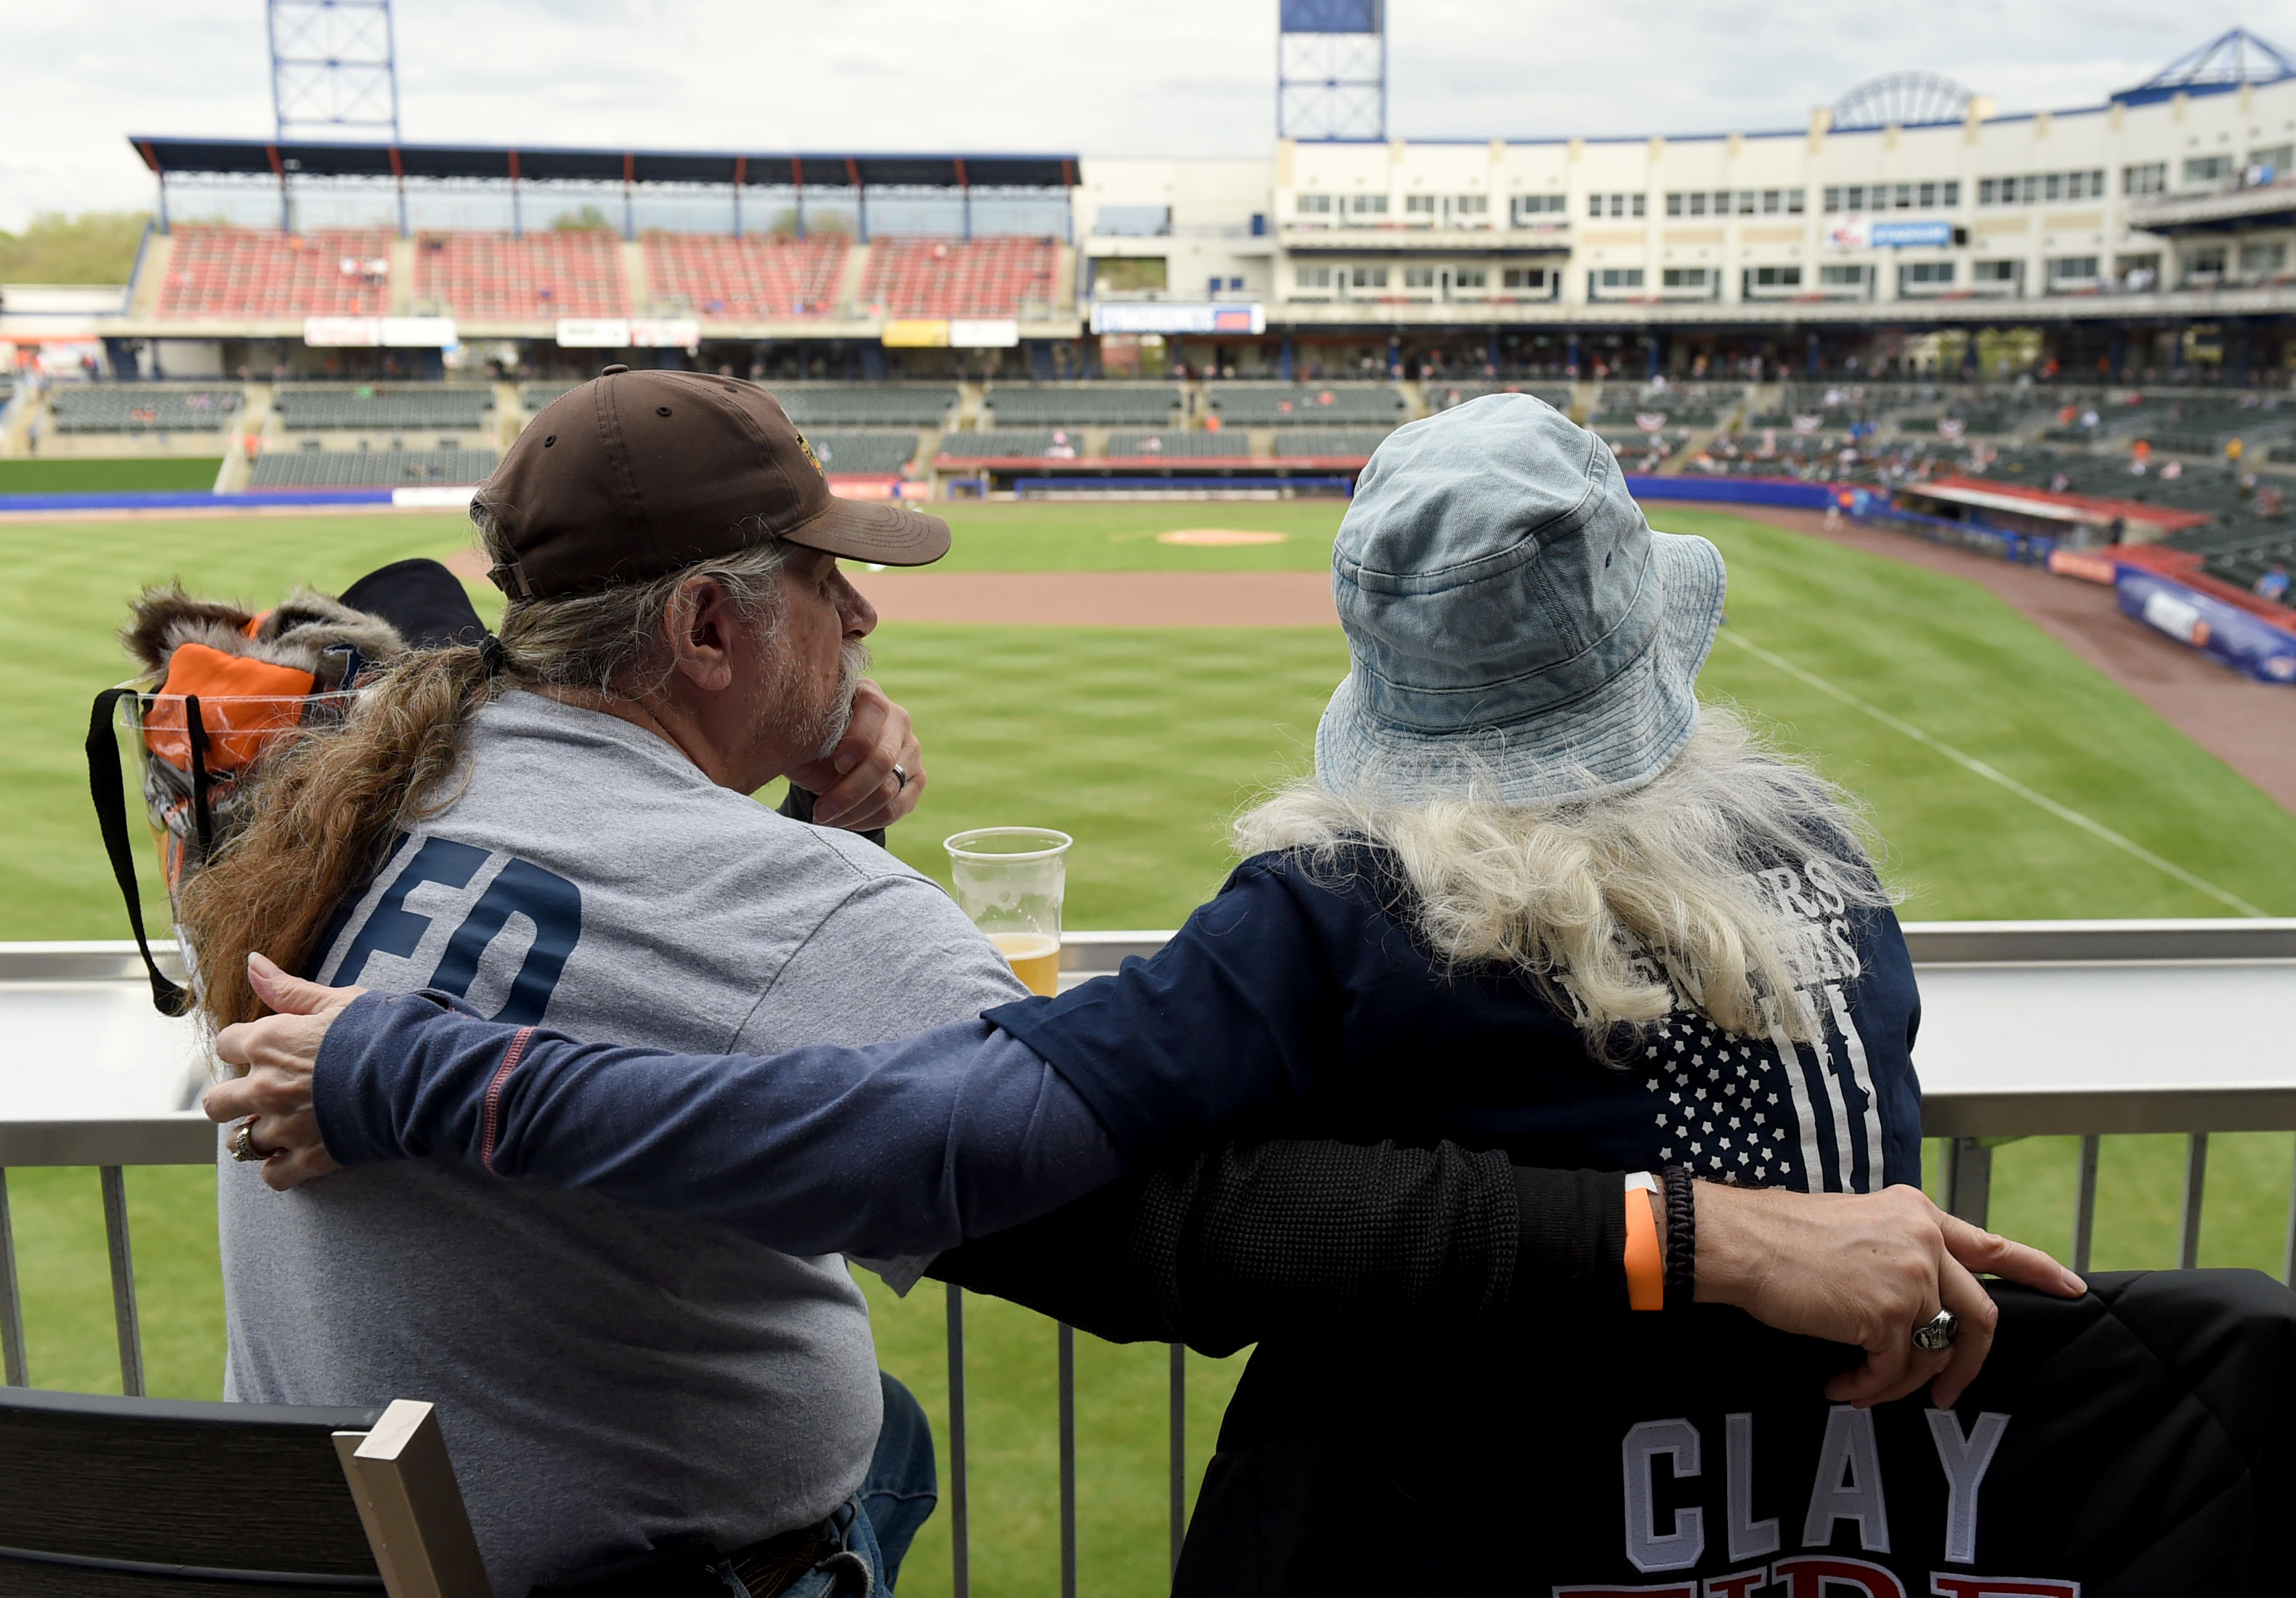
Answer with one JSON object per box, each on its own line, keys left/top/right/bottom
{"left": 1720, "top": 630, "right": 2268, "bottom": 918}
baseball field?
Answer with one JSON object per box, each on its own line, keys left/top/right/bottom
{"left": 5, "top": 495, "right": 2295, "bottom": 1598}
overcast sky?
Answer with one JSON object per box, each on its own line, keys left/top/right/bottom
{"left": 6, "top": 1, "right": 2295, "bottom": 231}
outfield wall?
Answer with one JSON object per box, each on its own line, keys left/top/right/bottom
{"left": 0, "top": 486, "right": 474, "bottom": 514}
{"left": 1623, "top": 475, "right": 1832, "bottom": 510}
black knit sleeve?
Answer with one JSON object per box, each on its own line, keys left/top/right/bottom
{"left": 777, "top": 784, "right": 889, "bottom": 849}
{"left": 925, "top": 1140, "right": 1632, "bottom": 1357}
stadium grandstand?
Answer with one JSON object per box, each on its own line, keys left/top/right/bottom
{"left": 4, "top": 30, "right": 2282, "bottom": 402}
{"left": 0, "top": 27, "right": 2289, "bottom": 618}
{"left": 25, "top": 26, "right": 2288, "bottom": 394}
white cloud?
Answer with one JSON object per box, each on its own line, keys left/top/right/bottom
{"left": 2, "top": 1, "right": 2289, "bottom": 230}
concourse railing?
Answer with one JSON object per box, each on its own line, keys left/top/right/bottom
{"left": 1, "top": 920, "right": 2292, "bottom": 1594}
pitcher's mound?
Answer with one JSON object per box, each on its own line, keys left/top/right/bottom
{"left": 1156, "top": 528, "right": 1288, "bottom": 546}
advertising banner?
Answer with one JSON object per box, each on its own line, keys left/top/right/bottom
{"left": 629, "top": 318, "right": 700, "bottom": 349}
{"left": 949, "top": 318, "right": 1021, "bottom": 348}
{"left": 556, "top": 318, "right": 631, "bottom": 348}
{"left": 1827, "top": 217, "right": 1952, "bottom": 249}
{"left": 2117, "top": 567, "right": 2296, "bottom": 683}
{"left": 1090, "top": 302, "right": 1266, "bottom": 336}
{"left": 881, "top": 320, "right": 951, "bottom": 348}
{"left": 303, "top": 317, "right": 381, "bottom": 347}
{"left": 2045, "top": 548, "right": 2120, "bottom": 585}
{"left": 305, "top": 317, "right": 458, "bottom": 348}
{"left": 379, "top": 317, "right": 457, "bottom": 348}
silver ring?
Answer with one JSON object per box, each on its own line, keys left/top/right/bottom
{"left": 1912, "top": 1309, "right": 1959, "bottom": 1354}
{"left": 892, "top": 763, "right": 908, "bottom": 792}
{"left": 231, "top": 1119, "right": 265, "bottom": 1163}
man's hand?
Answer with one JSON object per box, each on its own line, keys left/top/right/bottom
{"left": 200, "top": 952, "right": 363, "bottom": 1191}
{"left": 785, "top": 679, "right": 924, "bottom": 833}
{"left": 1693, "top": 1182, "right": 2086, "bottom": 1411}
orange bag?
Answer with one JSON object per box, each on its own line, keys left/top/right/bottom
{"left": 89, "top": 587, "right": 402, "bottom": 1013}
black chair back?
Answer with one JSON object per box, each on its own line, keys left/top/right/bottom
{"left": 0, "top": 1384, "right": 387, "bottom": 1594}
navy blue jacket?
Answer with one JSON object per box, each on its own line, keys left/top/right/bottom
{"left": 315, "top": 842, "right": 1920, "bottom": 1260}
{"left": 993, "top": 845, "right": 1923, "bottom": 1193}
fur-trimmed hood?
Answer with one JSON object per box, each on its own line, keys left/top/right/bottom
{"left": 123, "top": 583, "right": 407, "bottom": 691}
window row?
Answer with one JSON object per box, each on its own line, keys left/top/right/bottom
{"left": 1288, "top": 150, "right": 2286, "bottom": 226}
{"left": 1292, "top": 264, "right": 1553, "bottom": 291}
{"left": 1665, "top": 189, "right": 1808, "bottom": 217}
{"left": 1820, "top": 182, "right": 1959, "bottom": 213}
{"left": 2186, "top": 242, "right": 2292, "bottom": 274}
{"left": 1295, "top": 192, "right": 1572, "bottom": 224}
{"left": 1295, "top": 194, "right": 1389, "bottom": 216}
{"left": 1977, "top": 170, "right": 2107, "bottom": 205}
{"left": 1403, "top": 195, "right": 1488, "bottom": 216}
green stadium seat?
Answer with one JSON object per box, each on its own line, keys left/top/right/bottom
{"left": 248, "top": 447, "right": 499, "bottom": 488}
{"left": 49, "top": 386, "right": 243, "bottom": 434}
{"left": 273, "top": 386, "right": 495, "bottom": 431}
{"left": 985, "top": 386, "right": 1179, "bottom": 426}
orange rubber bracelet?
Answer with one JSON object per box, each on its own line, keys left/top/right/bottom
{"left": 1623, "top": 1174, "right": 1663, "bottom": 1312}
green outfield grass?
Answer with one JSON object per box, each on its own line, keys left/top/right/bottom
{"left": 0, "top": 458, "right": 226, "bottom": 492}
{"left": 4, "top": 499, "right": 2295, "bottom": 1598}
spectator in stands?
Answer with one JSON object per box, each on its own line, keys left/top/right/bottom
{"left": 209, "top": 394, "right": 2082, "bottom": 1590}
{"left": 2259, "top": 564, "right": 2292, "bottom": 603}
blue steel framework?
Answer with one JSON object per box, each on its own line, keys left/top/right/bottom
{"left": 1277, "top": 0, "right": 1386, "bottom": 142}
{"left": 2114, "top": 26, "right": 2296, "bottom": 106}
{"left": 267, "top": 0, "right": 402, "bottom": 143}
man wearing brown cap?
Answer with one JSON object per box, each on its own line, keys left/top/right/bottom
{"left": 188, "top": 368, "right": 1024, "bottom": 1597}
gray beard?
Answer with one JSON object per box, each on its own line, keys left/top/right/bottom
{"left": 764, "top": 636, "right": 870, "bottom": 763}
{"left": 811, "top": 638, "right": 871, "bottom": 760}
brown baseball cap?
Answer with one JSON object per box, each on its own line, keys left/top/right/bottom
{"left": 474, "top": 366, "right": 950, "bottom": 599}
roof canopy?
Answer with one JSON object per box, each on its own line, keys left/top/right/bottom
{"left": 129, "top": 137, "right": 1078, "bottom": 190}
{"left": 2114, "top": 28, "right": 2296, "bottom": 106}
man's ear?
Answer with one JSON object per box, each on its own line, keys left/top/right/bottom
{"left": 666, "top": 577, "right": 739, "bottom": 692}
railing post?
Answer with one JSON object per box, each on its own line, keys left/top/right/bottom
{"left": 1058, "top": 1322, "right": 1077, "bottom": 1598}
{"left": 944, "top": 1284, "right": 969, "bottom": 1598}
{"left": 2071, "top": 1135, "right": 2101, "bottom": 1276}
{"left": 1169, "top": 1342, "right": 1187, "bottom": 1573}
{"left": 100, "top": 1167, "right": 145, "bottom": 1397}
{"left": 1944, "top": 1137, "right": 1992, "bottom": 1228}
{"left": 0, "top": 1170, "right": 25, "bottom": 1386}
{"left": 2286, "top": 1133, "right": 2296, "bottom": 1289}
{"left": 2179, "top": 1132, "right": 2209, "bottom": 1270}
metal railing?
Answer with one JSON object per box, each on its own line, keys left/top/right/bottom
{"left": 2, "top": 922, "right": 2293, "bottom": 1590}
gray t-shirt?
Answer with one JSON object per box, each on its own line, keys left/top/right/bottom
{"left": 218, "top": 691, "right": 1026, "bottom": 1596}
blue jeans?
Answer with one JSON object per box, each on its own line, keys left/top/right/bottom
{"left": 785, "top": 1372, "right": 938, "bottom": 1598}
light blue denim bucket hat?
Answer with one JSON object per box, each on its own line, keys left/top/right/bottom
{"left": 1315, "top": 392, "right": 1727, "bottom": 806}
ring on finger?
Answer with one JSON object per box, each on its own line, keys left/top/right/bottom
{"left": 231, "top": 1118, "right": 267, "bottom": 1163}
{"left": 1912, "top": 1309, "right": 1959, "bottom": 1354}
{"left": 892, "top": 763, "right": 908, "bottom": 792}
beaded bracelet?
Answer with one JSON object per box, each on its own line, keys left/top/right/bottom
{"left": 1661, "top": 1165, "right": 1697, "bottom": 1312}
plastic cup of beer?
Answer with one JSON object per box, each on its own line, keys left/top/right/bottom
{"left": 943, "top": 827, "right": 1071, "bottom": 997}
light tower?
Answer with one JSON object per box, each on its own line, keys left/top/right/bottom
{"left": 1277, "top": 0, "right": 1386, "bottom": 142}
{"left": 268, "top": 0, "right": 402, "bottom": 142}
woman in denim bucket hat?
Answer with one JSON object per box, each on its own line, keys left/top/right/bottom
{"left": 212, "top": 396, "right": 2085, "bottom": 1595}
{"left": 1314, "top": 392, "right": 1726, "bottom": 805}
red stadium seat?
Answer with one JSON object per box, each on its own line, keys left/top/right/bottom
{"left": 641, "top": 232, "right": 849, "bottom": 320}
{"left": 157, "top": 225, "right": 395, "bottom": 320}
{"left": 857, "top": 238, "right": 1062, "bottom": 320}
{"left": 414, "top": 231, "right": 631, "bottom": 319}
